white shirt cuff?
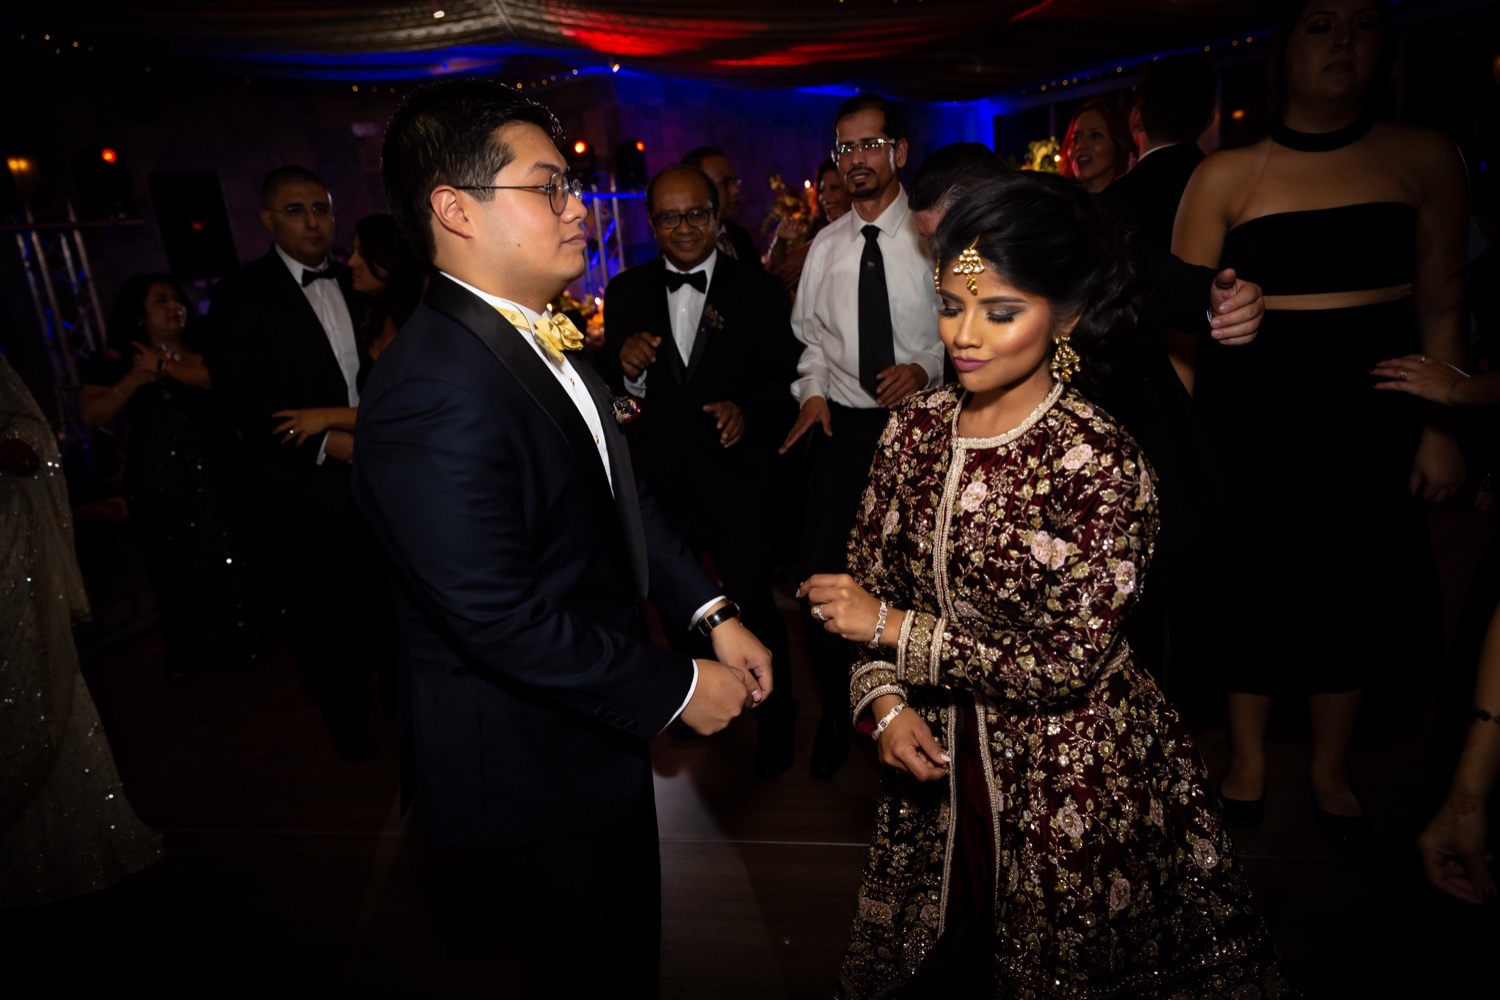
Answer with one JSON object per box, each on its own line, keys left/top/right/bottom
{"left": 689, "top": 596, "right": 727, "bottom": 631}
{"left": 666, "top": 658, "right": 700, "bottom": 729}
{"left": 315, "top": 431, "right": 329, "bottom": 466}
{"left": 624, "top": 371, "right": 648, "bottom": 397}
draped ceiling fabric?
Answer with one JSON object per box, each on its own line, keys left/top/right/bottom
{"left": 4, "top": 1, "right": 1279, "bottom": 100}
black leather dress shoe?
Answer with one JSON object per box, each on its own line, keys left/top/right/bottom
{"left": 1216, "top": 779, "right": 1265, "bottom": 829}
{"left": 333, "top": 727, "right": 378, "bottom": 762}
{"left": 810, "top": 715, "right": 850, "bottom": 780}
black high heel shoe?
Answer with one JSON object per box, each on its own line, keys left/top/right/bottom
{"left": 1314, "top": 803, "right": 1368, "bottom": 852}
{"left": 1216, "top": 778, "right": 1265, "bottom": 829}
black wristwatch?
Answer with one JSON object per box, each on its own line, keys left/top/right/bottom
{"left": 694, "top": 601, "right": 741, "bottom": 637}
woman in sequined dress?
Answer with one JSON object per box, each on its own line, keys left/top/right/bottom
{"left": 80, "top": 273, "right": 267, "bottom": 678}
{"left": 1, "top": 355, "right": 161, "bottom": 905}
{"left": 799, "top": 174, "right": 1292, "bottom": 998}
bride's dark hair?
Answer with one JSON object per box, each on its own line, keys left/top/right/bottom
{"left": 931, "top": 171, "right": 1141, "bottom": 401}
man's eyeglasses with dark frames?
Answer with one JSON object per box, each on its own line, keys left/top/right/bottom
{"left": 651, "top": 207, "right": 715, "bottom": 230}
{"left": 454, "top": 171, "right": 584, "bottom": 215}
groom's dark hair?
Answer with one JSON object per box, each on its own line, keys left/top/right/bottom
{"left": 383, "top": 78, "right": 562, "bottom": 263}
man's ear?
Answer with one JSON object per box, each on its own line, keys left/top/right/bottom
{"left": 893, "top": 138, "right": 909, "bottom": 171}
{"left": 429, "top": 186, "right": 473, "bottom": 241}
{"left": 259, "top": 208, "right": 275, "bottom": 236}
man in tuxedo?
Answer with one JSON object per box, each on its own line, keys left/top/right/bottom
{"left": 604, "top": 164, "right": 802, "bottom": 778}
{"left": 681, "top": 146, "right": 761, "bottom": 266}
{"left": 206, "top": 165, "right": 390, "bottom": 761}
{"left": 352, "top": 80, "right": 772, "bottom": 994}
{"left": 1109, "top": 53, "right": 1218, "bottom": 253}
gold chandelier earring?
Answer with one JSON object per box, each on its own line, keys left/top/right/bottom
{"left": 1050, "top": 331, "right": 1081, "bottom": 383}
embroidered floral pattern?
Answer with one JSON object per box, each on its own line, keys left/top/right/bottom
{"left": 959, "top": 479, "right": 988, "bottom": 512}
{"left": 836, "top": 385, "right": 1291, "bottom": 1000}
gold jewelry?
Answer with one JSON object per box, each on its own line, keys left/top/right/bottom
{"left": 1051, "top": 333, "right": 1081, "bottom": 383}
{"left": 932, "top": 256, "right": 942, "bottom": 294}
{"left": 952, "top": 236, "right": 984, "bottom": 296}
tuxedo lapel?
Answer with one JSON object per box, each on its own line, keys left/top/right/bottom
{"left": 258, "top": 251, "right": 348, "bottom": 392}
{"left": 423, "top": 276, "right": 614, "bottom": 506}
{"left": 684, "top": 260, "right": 729, "bottom": 384}
{"left": 572, "top": 355, "right": 650, "bottom": 599}
{"left": 646, "top": 260, "right": 686, "bottom": 387}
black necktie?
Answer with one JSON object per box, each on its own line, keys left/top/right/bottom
{"left": 664, "top": 269, "right": 708, "bottom": 294}
{"left": 858, "top": 225, "right": 896, "bottom": 400}
{"left": 301, "top": 268, "right": 338, "bottom": 287}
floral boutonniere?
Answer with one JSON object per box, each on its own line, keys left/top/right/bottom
{"left": 699, "top": 304, "right": 725, "bottom": 333}
{"left": 611, "top": 394, "right": 642, "bottom": 427}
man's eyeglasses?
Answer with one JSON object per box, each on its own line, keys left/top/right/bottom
{"left": 275, "top": 203, "right": 332, "bottom": 218}
{"left": 831, "top": 137, "right": 899, "bottom": 160}
{"left": 651, "top": 207, "right": 715, "bottom": 230}
{"left": 454, "top": 172, "right": 583, "bottom": 215}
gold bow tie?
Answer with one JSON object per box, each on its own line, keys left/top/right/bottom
{"left": 496, "top": 306, "right": 584, "bottom": 365}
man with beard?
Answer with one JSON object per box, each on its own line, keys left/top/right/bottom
{"left": 780, "top": 93, "right": 941, "bottom": 778}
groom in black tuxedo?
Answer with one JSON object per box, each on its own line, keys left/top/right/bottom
{"left": 352, "top": 80, "right": 772, "bottom": 995}
{"left": 604, "top": 165, "right": 802, "bottom": 778}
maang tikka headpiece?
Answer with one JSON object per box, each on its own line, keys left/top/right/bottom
{"left": 953, "top": 236, "right": 985, "bottom": 295}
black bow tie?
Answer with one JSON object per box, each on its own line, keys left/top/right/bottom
{"left": 301, "top": 268, "right": 338, "bottom": 287}
{"left": 664, "top": 269, "right": 707, "bottom": 294}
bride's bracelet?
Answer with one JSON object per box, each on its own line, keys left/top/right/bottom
{"left": 867, "top": 600, "right": 889, "bottom": 648}
{"left": 872, "top": 701, "right": 905, "bottom": 741}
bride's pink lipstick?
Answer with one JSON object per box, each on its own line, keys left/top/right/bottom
{"left": 951, "top": 357, "right": 989, "bottom": 372}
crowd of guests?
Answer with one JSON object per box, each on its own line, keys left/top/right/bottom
{"left": 5, "top": 0, "right": 1497, "bottom": 994}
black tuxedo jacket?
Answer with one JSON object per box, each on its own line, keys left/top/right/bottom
{"left": 350, "top": 275, "right": 716, "bottom": 851}
{"left": 1107, "top": 142, "right": 1206, "bottom": 254}
{"left": 206, "top": 248, "right": 368, "bottom": 525}
{"left": 602, "top": 254, "right": 800, "bottom": 509}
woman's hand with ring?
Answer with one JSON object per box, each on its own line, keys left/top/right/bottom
{"left": 796, "top": 573, "right": 887, "bottom": 642}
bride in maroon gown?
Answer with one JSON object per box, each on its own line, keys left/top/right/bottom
{"left": 800, "top": 173, "right": 1292, "bottom": 998}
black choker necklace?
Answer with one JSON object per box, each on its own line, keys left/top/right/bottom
{"left": 1271, "top": 116, "right": 1373, "bottom": 152}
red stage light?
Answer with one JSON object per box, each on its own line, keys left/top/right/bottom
{"left": 573, "top": 140, "right": 588, "bottom": 155}
{"left": 634, "top": 140, "right": 646, "bottom": 153}
{"left": 190, "top": 220, "right": 204, "bottom": 232}
{"left": 554, "top": 13, "right": 762, "bottom": 58}
{"left": 101, "top": 148, "right": 118, "bottom": 164}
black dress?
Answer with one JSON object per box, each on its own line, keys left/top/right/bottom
{"left": 81, "top": 356, "right": 267, "bottom": 673}
{"left": 1193, "top": 200, "right": 1440, "bottom": 694}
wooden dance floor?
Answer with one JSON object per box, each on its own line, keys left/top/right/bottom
{"left": 4, "top": 510, "right": 1497, "bottom": 997}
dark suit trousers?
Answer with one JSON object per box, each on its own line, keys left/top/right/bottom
{"left": 258, "top": 510, "right": 394, "bottom": 734}
{"left": 422, "top": 791, "right": 663, "bottom": 998}
{"left": 800, "top": 402, "right": 890, "bottom": 718}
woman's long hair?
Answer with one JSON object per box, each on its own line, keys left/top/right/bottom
{"left": 353, "top": 212, "right": 425, "bottom": 346}
{"left": 932, "top": 172, "right": 1142, "bottom": 403}
{"left": 1058, "top": 98, "right": 1134, "bottom": 188}
{"left": 1233, "top": 0, "right": 1398, "bottom": 147}
{"left": 106, "top": 272, "right": 201, "bottom": 356}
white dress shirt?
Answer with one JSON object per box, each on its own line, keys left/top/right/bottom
{"left": 274, "top": 244, "right": 360, "bottom": 464}
{"left": 622, "top": 251, "right": 717, "bottom": 398}
{"left": 790, "top": 186, "right": 943, "bottom": 408}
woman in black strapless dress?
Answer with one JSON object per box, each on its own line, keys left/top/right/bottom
{"left": 1172, "top": 0, "right": 1469, "bottom": 841}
